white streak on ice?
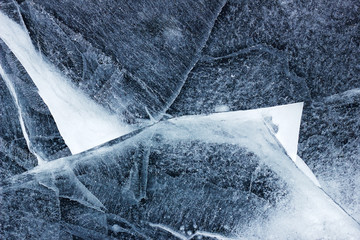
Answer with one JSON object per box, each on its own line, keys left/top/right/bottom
{"left": 325, "top": 87, "right": 360, "bottom": 101}
{"left": 148, "top": 222, "right": 242, "bottom": 240}
{"left": 0, "top": 65, "right": 45, "bottom": 165}
{"left": 191, "top": 231, "right": 241, "bottom": 240}
{"left": 0, "top": 12, "right": 132, "bottom": 154}
{"left": 149, "top": 223, "right": 240, "bottom": 240}
{"left": 148, "top": 223, "right": 188, "bottom": 240}
{"left": 214, "top": 104, "right": 230, "bottom": 112}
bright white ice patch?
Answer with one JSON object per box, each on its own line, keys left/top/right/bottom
{"left": 259, "top": 102, "right": 304, "bottom": 162}
{"left": 214, "top": 104, "right": 230, "bottom": 112}
{"left": 0, "top": 12, "right": 132, "bottom": 154}
{"left": 111, "top": 224, "right": 122, "bottom": 234}
{"left": 208, "top": 102, "right": 303, "bottom": 162}
{"left": 296, "top": 155, "right": 321, "bottom": 187}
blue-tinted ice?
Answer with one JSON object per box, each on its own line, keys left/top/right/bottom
{"left": 1, "top": 112, "right": 359, "bottom": 239}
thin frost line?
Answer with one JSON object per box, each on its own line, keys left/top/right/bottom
{"left": 0, "top": 65, "right": 45, "bottom": 165}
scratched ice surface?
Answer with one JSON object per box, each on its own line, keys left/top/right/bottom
{"left": 1, "top": 0, "right": 360, "bottom": 239}
{"left": 168, "top": 0, "right": 360, "bottom": 224}
{"left": 4, "top": 0, "right": 226, "bottom": 121}
{"left": 2, "top": 113, "right": 360, "bottom": 239}
{"left": 0, "top": 40, "right": 71, "bottom": 162}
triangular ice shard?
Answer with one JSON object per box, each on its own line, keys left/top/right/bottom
{"left": 0, "top": 40, "right": 71, "bottom": 163}
{"left": 241, "top": 103, "right": 322, "bottom": 187}
{"left": 0, "top": 12, "right": 132, "bottom": 154}
{"left": 215, "top": 102, "right": 304, "bottom": 162}
{"left": 261, "top": 102, "right": 304, "bottom": 163}
{"left": 204, "top": 102, "right": 303, "bottom": 162}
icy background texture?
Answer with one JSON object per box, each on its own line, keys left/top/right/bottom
{"left": 0, "top": 0, "right": 359, "bottom": 239}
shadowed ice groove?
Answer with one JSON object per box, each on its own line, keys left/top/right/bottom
{"left": 2, "top": 110, "right": 359, "bottom": 239}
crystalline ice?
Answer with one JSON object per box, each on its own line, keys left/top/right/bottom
{"left": 13, "top": 0, "right": 226, "bottom": 120}
{"left": 299, "top": 89, "right": 360, "bottom": 222}
{"left": 0, "top": 65, "right": 39, "bottom": 162}
{"left": 1, "top": 0, "right": 360, "bottom": 239}
{"left": 2, "top": 112, "right": 359, "bottom": 239}
{"left": 0, "top": 75, "right": 38, "bottom": 180}
{"left": 0, "top": 44, "right": 70, "bottom": 163}
{"left": 167, "top": 0, "right": 360, "bottom": 223}
{"left": 0, "top": 12, "right": 133, "bottom": 154}
{"left": 212, "top": 102, "right": 303, "bottom": 162}
{"left": 295, "top": 155, "right": 321, "bottom": 188}
{"left": 0, "top": 179, "right": 61, "bottom": 239}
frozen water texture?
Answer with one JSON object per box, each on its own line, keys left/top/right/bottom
{"left": 295, "top": 155, "right": 321, "bottom": 187}
{"left": 199, "top": 102, "right": 320, "bottom": 187}
{"left": 0, "top": 37, "right": 71, "bottom": 163}
{"left": 1, "top": 0, "right": 359, "bottom": 238}
{"left": 167, "top": 0, "right": 360, "bottom": 224}
{"left": 0, "top": 12, "right": 132, "bottom": 154}
{"left": 2, "top": 110, "right": 359, "bottom": 239}
{"left": 212, "top": 102, "right": 303, "bottom": 162}
{"left": 0, "top": 65, "right": 44, "bottom": 165}
{"left": 14, "top": 0, "right": 226, "bottom": 121}
{"left": 215, "top": 105, "right": 230, "bottom": 112}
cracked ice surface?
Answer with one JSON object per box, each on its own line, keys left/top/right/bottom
{"left": 0, "top": 12, "right": 133, "bottom": 154}
{"left": 12, "top": 0, "right": 226, "bottom": 120}
{"left": 1, "top": 0, "right": 360, "bottom": 239}
{"left": 2, "top": 111, "right": 360, "bottom": 239}
{"left": 0, "top": 65, "right": 42, "bottom": 163}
